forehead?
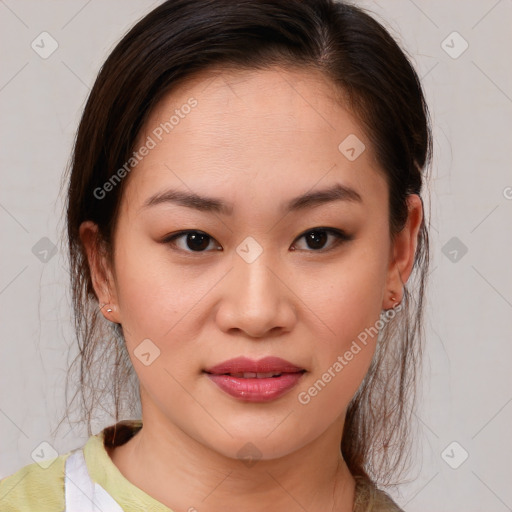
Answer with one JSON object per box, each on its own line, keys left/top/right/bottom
{"left": 122, "top": 65, "right": 387, "bottom": 216}
{"left": 145, "top": 65, "right": 349, "bottom": 142}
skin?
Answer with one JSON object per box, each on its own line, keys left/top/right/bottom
{"left": 80, "top": 66, "right": 422, "bottom": 512}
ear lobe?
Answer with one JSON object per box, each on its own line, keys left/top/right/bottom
{"left": 384, "top": 194, "right": 424, "bottom": 306}
{"left": 79, "top": 220, "right": 120, "bottom": 321}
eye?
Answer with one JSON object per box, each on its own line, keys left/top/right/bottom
{"left": 163, "top": 227, "right": 352, "bottom": 254}
{"left": 163, "top": 230, "right": 222, "bottom": 253}
{"left": 291, "top": 227, "right": 352, "bottom": 252}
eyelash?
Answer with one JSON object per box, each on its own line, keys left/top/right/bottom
{"left": 162, "top": 227, "right": 353, "bottom": 255}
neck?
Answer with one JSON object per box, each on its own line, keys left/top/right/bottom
{"left": 108, "top": 409, "right": 355, "bottom": 511}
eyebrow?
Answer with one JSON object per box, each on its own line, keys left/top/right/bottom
{"left": 141, "top": 182, "right": 363, "bottom": 215}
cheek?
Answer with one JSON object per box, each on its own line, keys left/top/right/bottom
{"left": 112, "top": 239, "right": 208, "bottom": 352}
{"left": 294, "top": 247, "right": 388, "bottom": 406}
{"left": 294, "top": 272, "right": 385, "bottom": 420}
{"left": 294, "top": 343, "right": 375, "bottom": 434}
{"left": 300, "top": 247, "right": 388, "bottom": 343}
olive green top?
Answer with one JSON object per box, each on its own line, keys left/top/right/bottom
{"left": 0, "top": 420, "right": 404, "bottom": 511}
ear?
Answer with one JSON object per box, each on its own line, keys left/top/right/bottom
{"left": 383, "top": 194, "right": 423, "bottom": 309}
{"left": 79, "top": 220, "right": 121, "bottom": 323}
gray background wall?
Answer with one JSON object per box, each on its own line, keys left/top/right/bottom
{"left": 1, "top": 1, "right": 511, "bottom": 511}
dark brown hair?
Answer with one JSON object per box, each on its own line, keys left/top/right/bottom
{"left": 59, "top": 0, "right": 432, "bottom": 487}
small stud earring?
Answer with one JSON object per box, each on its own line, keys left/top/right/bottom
{"left": 391, "top": 295, "right": 402, "bottom": 308}
{"left": 389, "top": 293, "right": 401, "bottom": 307}
{"left": 107, "top": 307, "right": 113, "bottom": 313}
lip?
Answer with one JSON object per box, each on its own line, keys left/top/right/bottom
{"left": 205, "top": 356, "right": 305, "bottom": 375}
{"left": 204, "top": 356, "right": 306, "bottom": 403}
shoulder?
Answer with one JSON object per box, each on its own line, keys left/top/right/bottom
{"left": 0, "top": 453, "right": 68, "bottom": 512}
{"left": 0, "top": 420, "right": 143, "bottom": 512}
{"left": 353, "top": 476, "right": 405, "bottom": 512}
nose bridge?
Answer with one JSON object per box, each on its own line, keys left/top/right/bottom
{"left": 216, "top": 237, "right": 295, "bottom": 337}
{"left": 234, "top": 238, "right": 281, "bottom": 309}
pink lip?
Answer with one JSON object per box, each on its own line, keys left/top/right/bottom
{"left": 205, "top": 356, "right": 304, "bottom": 374}
{"left": 204, "top": 356, "right": 306, "bottom": 403}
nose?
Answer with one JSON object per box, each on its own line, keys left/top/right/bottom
{"left": 215, "top": 249, "right": 297, "bottom": 339}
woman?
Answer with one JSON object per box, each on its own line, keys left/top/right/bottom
{"left": 0, "top": 0, "right": 431, "bottom": 510}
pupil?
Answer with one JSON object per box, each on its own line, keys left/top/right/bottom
{"left": 307, "top": 230, "right": 327, "bottom": 249}
{"left": 187, "top": 232, "right": 210, "bottom": 251}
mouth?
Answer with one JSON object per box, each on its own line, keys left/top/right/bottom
{"left": 203, "top": 356, "right": 306, "bottom": 402}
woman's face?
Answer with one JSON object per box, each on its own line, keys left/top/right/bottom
{"left": 82, "top": 66, "right": 421, "bottom": 460}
